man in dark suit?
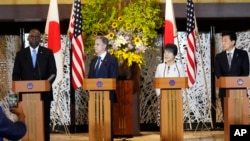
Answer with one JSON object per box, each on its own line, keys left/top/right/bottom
{"left": 12, "top": 28, "right": 57, "bottom": 141}
{"left": 88, "top": 35, "right": 119, "bottom": 101}
{"left": 88, "top": 36, "right": 118, "bottom": 140}
{"left": 215, "top": 31, "right": 249, "bottom": 122}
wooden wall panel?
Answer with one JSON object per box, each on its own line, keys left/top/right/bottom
{"left": 1, "top": 0, "right": 250, "bottom": 4}
{"left": 113, "top": 80, "right": 140, "bottom": 136}
{"left": 1, "top": 3, "right": 250, "bottom": 21}
{"left": 0, "top": 0, "right": 83, "bottom": 4}
{"left": 1, "top": 3, "right": 250, "bottom": 34}
{"left": 0, "top": 4, "right": 71, "bottom": 21}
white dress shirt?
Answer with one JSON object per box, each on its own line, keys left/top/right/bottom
{"left": 154, "top": 62, "right": 185, "bottom": 96}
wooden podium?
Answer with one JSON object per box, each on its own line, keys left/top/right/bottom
{"left": 83, "top": 78, "right": 116, "bottom": 141}
{"left": 154, "top": 77, "right": 188, "bottom": 141}
{"left": 216, "top": 76, "right": 249, "bottom": 141}
{"left": 12, "top": 80, "right": 51, "bottom": 141}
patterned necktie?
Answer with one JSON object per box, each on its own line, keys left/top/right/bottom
{"left": 95, "top": 56, "right": 101, "bottom": 76}
{"left": 227, "top": 53, "right": 232, "bottom": 69}
{"left": 32, "top": 49, "right": 37, "bottom": 68}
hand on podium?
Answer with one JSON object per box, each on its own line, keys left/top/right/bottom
{"left": 10, "top": 102, "right": 25, "bottom": 123}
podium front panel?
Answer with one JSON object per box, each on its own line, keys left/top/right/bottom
{"left": 88, "top": 91, "right": 111, "bottom": 141}
{"left": 12, "top": 80, "right": 50, "bottom": 93}
{"left": 21, "top": 93, "right": 44, "bottom": 141}
{"left": 154, "top": 77, "right": 188, "bottom": 89}
{"left": 12, "top": 80, "right": 50, "bottom": 141}
{"left": 216, "top": 76, "right": 250, "bottom": 88}
{"left": 83, "top": 78, "right": 116, "bottom": 90}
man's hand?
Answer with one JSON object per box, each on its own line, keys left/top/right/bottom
{"left": 10, "top": 103, "right": 25, "bottom": 122}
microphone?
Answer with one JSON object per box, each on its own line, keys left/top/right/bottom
{"left": 48, "top": 74, "right": 56, "bottom": 82}
{"left": 175, "top": 64, "right": 180, "bottom": 77}
{"left": 167, "top": 66, "right": 170, "bottom": 75}
{"left": 36, "top": 56, "right": 42, "bottom": 80}
{"left": 163, "top": 62, "right": 167, "bottom": 77}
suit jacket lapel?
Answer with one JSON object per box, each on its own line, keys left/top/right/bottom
{"left": 37, "top": 47, "right": 42, "bottom": 63}
{"left": 223, "top": 51, "right": 230, "bottom": 70}
{"left": 231, "top": 48, "right": 239, "bottom": 69}
{"left": 100, "top": 54, "right": 109, "bottom": 68}
{"left": 24, "top": 47, "right": 34, "bottom": 68}
{"left": 98, "top": 54, "right": 109, "bottom": 76}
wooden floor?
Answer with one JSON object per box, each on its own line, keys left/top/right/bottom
{"left": 50, "top": 130, "right": 224, "bottom": 141}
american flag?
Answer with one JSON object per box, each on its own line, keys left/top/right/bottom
{"left": 186, "top": 0, "right": 197, "bottom": 88}
{"left": 69, "top": 0, "right": 85, "bottom": 89}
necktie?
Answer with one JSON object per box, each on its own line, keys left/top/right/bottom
{"left": 32, "top": 49, "right": 37, "bottom": 68}
{"left": 227, "top": 53, "right": 232, "bottom": 69}
{"left": 95, "top": 56, "right": 101, "bottom": 75}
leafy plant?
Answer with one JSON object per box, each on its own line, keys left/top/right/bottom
{"left": 81, "top": 0, "right": 163, "bottom": 68}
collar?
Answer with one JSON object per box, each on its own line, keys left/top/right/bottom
{"left": 226, "top": 47, "right": 235, "bottom": 55}
{"left": 29, "top": 46, "right": 39, "bottom": 52}
{"left": 98, "top": 51, "right": 107, "bottom": 60}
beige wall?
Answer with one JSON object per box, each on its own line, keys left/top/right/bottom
{"left": 0, "top": 0, "right": 249, "bottom": 4}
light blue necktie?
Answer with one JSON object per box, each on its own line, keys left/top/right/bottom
{"left": 95, "top": 56, "right": 101, "bottom": 76}
{"left": 32, "top": 49, "right": 37, "bottom": 68}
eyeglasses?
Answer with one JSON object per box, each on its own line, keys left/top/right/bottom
{"left": 29, "top": 36, "right": 40, "bottom": 40}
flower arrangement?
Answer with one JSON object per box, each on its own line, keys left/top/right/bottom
{"left": 82, "top": 0, "right": 163, "bottom": 68}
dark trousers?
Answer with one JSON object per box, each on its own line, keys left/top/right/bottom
{"left": 43, "top": 100, "right": 51, "bottom": 141}
{"left": 219, "top": 88, "right": 226, "bottom": 121}
{"left": 220, "top": 97, "right": 224, "bottom": 120}
{"left": 219, "top": 88, "right": 247, "bottom": 122}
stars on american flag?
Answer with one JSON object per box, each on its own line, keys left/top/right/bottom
{"left": 187, "top": 0, "right": 195, "bottom": 34}
{"left": 73, "top": 0, "right": 82, "bottom": 38}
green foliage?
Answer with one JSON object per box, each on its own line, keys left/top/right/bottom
{"left": 81, "top": 0, "right": 163, "bottom": 67}
{"left": 82, "top": 0, "right": 120, "bottom": 52}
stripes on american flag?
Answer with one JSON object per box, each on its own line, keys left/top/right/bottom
{"left": 69, "top": 0, "right": 85, "bottom": 89}
{"left": 186, "top": 0, "right": 197, "bottom": 88}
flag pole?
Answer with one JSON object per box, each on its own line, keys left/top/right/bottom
{"left": 41, "top": 28, "right": 68, "bottom": 135}
{"left": 44, "top": 0, "right": 70, "bottom": 136}
{"left": 68, "top": 0, "right": 86, "bottom": 131}
{"left": 175, "top": 33, "right": 193, "bottom": 130}
{"left": 165, "top": 0, "right": 193, "bottom": 130}
{"left": 193, "top": 11, "right": 214, "bottom": 131}
{"left": 44, "top": 34, "right": 71, "bottom": 136}
{"left": 51, "top": 36, "right": 71, "bottom": 137}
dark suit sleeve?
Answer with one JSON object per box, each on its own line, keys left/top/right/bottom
{"left": 88, "top": 58, "right": 96, "bottom": 78}
{"left": 0, "top": 110, "right": 26, "bottom": 140}
{"left": 37, "top": 47, "right": 57, "bottom": 82}
{"left": 12, "top": 51, "right": 22, "bottom": 80}
{"left": 47, "top": 49, "right": 57, "bottom": 83}
{"left": 241, "top": 50, "right": 250, "bottom": 76}
{"left": 108, "top": 57, "right": 119, "bottom": 79}
{"left": 215, "top": 54, "right": 222, "bottom": 78}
